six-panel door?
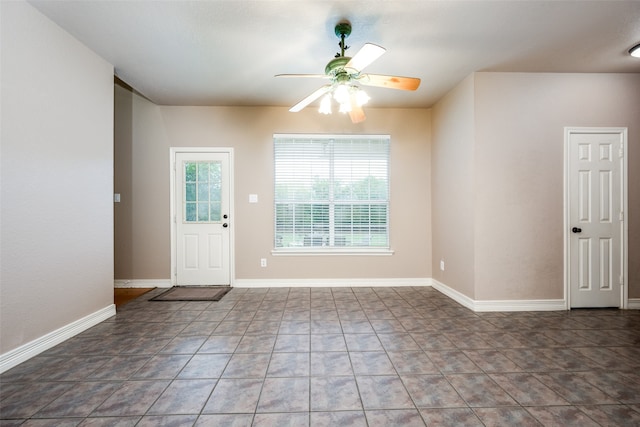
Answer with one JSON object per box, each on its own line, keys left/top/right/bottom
{"left": 568, "top": 131, "right": 623, "bottom": 308}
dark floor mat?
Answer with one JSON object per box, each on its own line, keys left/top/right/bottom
{"left": 149, "top": 286, "right": 230, "bottom": 301}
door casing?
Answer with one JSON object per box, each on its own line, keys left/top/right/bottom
{"left": 564, "top": 127, "right": 628, "bottom": 309}
{"left": 170, "top": 147, "right": 235, "bottom": 287}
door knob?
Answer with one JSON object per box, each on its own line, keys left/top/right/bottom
{"left": 572, "top": 227, "right": 582, "bottom": 233}
{"left": 223, "top": 223, "right": 228, "bottom": 228}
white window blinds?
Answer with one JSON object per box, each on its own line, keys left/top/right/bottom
{"left": 274, "top": 134, "right": 390, "bottom": 250}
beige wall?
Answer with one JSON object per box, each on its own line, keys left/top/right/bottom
{"left": 114, "top": 84, "right": 134, "bottom": 279}
{"left": 113, "top": 95, "right": 432, "bottom": 282}
{"left": 431, "top": 75, "right": 476, "bottom": 298}
{"left": 474, "top": 72, "right": 640, "bottom": 300}
{"left": 1, "top": 1, "right": 114, "bottom": 354}
{"left": 432, "top": 72, "right": 640, "bottom": 302}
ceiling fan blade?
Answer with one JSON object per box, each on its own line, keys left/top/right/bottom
{"left": 289, "top": 85, "right": 332, "bottom": 112}
{"left": 349, "top": 103, "right": 366, "bottom": 124}
{"left": 348, "top": 91, "right": 366, "bottom": 123}
{"left": 345, "top": 43, "right": 386, "bottom": 72}
{"left": 359, "top": 73, "right": 421, "bottom": 91}
{"left": 275, "top": 74, "right": 329, "bottom": 79}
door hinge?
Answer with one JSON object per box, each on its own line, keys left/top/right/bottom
{"left": 619, "top": 211, "right": 624, "bottom": 221}
{"left": 620, "top": 274, "right": 624, "bottom": 286}
{"left": 619, "top": 145, "right": 624, "bottom": 158}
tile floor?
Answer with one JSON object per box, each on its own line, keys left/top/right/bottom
{"left": 1, "top": 286, "right": 640, "bottom": 426}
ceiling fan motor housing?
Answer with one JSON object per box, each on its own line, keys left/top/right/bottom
{"left": 334, "top": 21, "right": 352, "bottom": 38}
{"left": 325, "top": 56, "right": 352, "bottom": 79}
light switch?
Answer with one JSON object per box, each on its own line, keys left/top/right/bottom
{"left": 249, "top": 194, "right": 258, "bottom": 203}
{"left": 114, "top": 193, "right": 121, "bottom": 203}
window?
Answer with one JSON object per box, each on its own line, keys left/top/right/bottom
{"left": 274, "top": 134, "right": 390, "bottom": 252}
{"left": 183, "top": 161, "right": 222, "bottom": 223}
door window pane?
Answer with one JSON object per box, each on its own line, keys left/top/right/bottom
{"left": 210, "top": 202, "right": 221, "bottom": 220}
{"left": 198, "top": 203, "right": 209, "bottom": 221}
{"left": 186, "top": 203, "right": 197, "bottom": 221}
{"left": 186, "top": 183, "right": 196, "bottom": 201}
{"left": 198, "top": 183, "right": 209, "bottom": 201}
{"left": 185, "top": 163, "right": 197, "bottom": 182}
{"left": 198, "top": 162, "right": 209, "bottom": 181}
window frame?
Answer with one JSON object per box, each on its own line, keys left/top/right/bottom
{"left": 272, "top": 133, "right": 393, "bottom": 256}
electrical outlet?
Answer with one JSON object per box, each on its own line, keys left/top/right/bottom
{"left": 260, "top": 258, "right": 267, "bottom": 267}
{"left": 440, "top": 259, "right": 445, "bottom": 271}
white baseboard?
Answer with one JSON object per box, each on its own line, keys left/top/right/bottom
{"left": 430, "top": 279, "right": 476, "bottom": 310}
{"left": 628, "top": 298, "right": 640, "bottom": 309}
{"left": 0, "top": 305, "right": 116, "bottom": 374}
{"left": 233, "top": 278, "right": 432, "bottom": 288}
{"left": 473, "top": 298, "right": 567, "bottom": 312}
{"left": 114, "top": 279, "right": 172, "bottom": 288}
{"left": 431, "top": 279, "right": 566, "bottom": 312}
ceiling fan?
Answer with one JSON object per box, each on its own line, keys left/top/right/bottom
{"left": 276, "top": 21, "right": 421, "bottom": 123}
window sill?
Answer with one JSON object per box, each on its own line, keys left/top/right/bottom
{"left": 271, "top": 248, "right": 394, "bottom": 256}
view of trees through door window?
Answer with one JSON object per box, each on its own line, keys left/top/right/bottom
{"left": 184, "top": 161, "right": 222, "bottom": 223}
{"left": 274, "top": 134, "right": 390, "bottom": 250}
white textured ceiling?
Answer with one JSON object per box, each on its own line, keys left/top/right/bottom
{"left": 29, "top": 0, "right": 640, "bottom": 109}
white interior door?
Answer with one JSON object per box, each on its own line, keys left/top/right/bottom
{"left": 175, "top": 151, "right": 230, "bottom": 286}
{"left": 567, "top": 129, "right": 625, "bottom": 308}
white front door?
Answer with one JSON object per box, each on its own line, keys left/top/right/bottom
{"left": 567, "top": 128, "right": 626, "bottom": 308}
{"left": 175, "top": 151, "right": 231, "bottom": 286}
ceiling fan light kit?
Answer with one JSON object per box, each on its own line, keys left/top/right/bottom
{"left": 276, "top": 20, "right": 421, "bottom": 123}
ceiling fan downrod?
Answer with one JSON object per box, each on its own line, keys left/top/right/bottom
{"left": 334, "top": 21, "right": 351, "bottom": 58}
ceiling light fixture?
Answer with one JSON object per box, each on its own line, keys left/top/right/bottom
{"left": 629, "top": 43, "right": 640, "bottom": 58}
{"left": 319, "top": 94, "right": 332, "bottom": 115}
{"left": 318, "top": 83, "right": 369, "bottom": 116}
